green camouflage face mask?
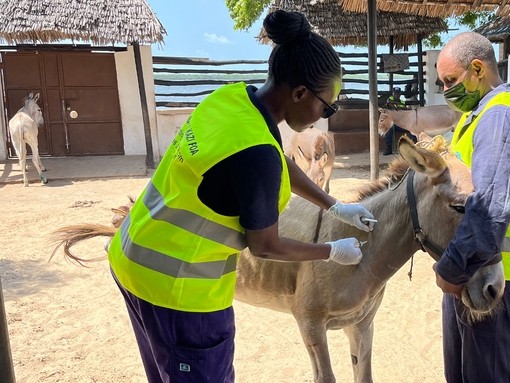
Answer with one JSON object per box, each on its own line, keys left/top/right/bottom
{"left": 443, "top": 79, "right": 481, "bottom": 113}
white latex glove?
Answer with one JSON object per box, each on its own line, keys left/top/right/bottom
{"left": 328, "top": 201, "right": 376, "bottom": 232}
{"left": 325, "top": 238, "right": 363, "bottom": 265}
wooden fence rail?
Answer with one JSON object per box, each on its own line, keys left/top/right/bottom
{"left": 153, "top": 51, "right": 425, "bottom": 108}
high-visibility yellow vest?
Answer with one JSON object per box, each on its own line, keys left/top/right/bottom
{"left": 108, "top": 82, "right": 292, "bottom": 312}
{"left": 387, "top": 96, "right": 407, "bottom": 109}
{"left": 451, "top": 92, "right": 510, "bottom": 279}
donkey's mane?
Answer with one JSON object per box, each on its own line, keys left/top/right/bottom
{"left": 354, "top": 136, "right": 449, "bottom": 202}
{"left": 354, "top": 158, "right": 409, "bottom": 201}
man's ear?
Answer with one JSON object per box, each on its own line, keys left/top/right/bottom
{"left": 472, "top": 59, "right": 484, "bottom": 78}
{"left": 291, "top": 85, "right": 308, "bottom": 103}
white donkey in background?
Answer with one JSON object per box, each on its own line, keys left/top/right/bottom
{"left": 8, "top": 92, "right": 48, "bottom": 186}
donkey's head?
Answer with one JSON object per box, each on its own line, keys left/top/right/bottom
{"left": 398, "top": 134, "right": 505, "bottom": 318}
{"left": 377, "top": 108, "right": 394, "bottom": 136}
{"left": 296, "top": 142, "right": 330, "bottom": 191}
{"left": 23, "top": 92, "right": 44, "bottom": 128}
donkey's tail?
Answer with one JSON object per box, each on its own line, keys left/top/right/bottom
{"left": 50, "top": 224, "right": 117, "bottom": 267}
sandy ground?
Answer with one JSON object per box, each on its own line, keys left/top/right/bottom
{"left": 0, "top": 167, "right": 445, "bottom": 383}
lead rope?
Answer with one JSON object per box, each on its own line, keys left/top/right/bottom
{"left": 408, "top": 254, "right": 415, "bottom": 281}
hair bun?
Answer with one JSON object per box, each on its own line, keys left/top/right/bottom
{"left": 263, "top": 10, "right": 312, "bottom": 45}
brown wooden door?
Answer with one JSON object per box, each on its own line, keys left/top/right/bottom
{"left": 2, "top": 50, "right": 124, "bottom": 156}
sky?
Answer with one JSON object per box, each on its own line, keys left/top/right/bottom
{"left": 149, "top": 0, "right": 272, "bottom": 60}
{"left": 147, "top": 0, "right": 476, "bottom": 61}
{"left": 147, "top": 0, "right": 405, "bottom": 60}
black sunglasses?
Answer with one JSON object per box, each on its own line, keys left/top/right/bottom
{"left": 309, "top": 90, "right": 339, "bottom": 119}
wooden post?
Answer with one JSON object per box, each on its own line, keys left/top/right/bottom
{"left": 416, "top": 34, "right": 425, "bottom": 107}
{"left": 388, "top": 35, "right": 394, "bottom": 92}
{"left": 0, "top": 277, "right": 16, "bottom": 383}
{"left": 367, "top": 0, "right": 380, "bottom": 180}
{"left": 132, "top": 41, "right": 155, "bottom": 169}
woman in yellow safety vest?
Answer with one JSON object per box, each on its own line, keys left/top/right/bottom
{"left": 108, "top": 10, "right": 376, "bottom": 383}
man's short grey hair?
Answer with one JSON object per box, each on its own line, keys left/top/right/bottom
{"left": 443, "top": 32, "right": 498, "bottom": 70}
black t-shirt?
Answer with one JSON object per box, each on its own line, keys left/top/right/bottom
{"left": 197, "top": 85, "right": 284, "bottom": 231}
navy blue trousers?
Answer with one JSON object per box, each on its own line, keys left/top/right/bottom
{"left": 112, "top": 272, "right": 236, "bottom": 383}
{"left": 442, "top": 282, "right": 510, "bottom": 383}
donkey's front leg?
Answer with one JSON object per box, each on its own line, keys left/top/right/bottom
{"left": 343, "top": 287, "right": 385, "bottom": 383}
{"left": 296, "top": 318, "right": 336, "bottom": 383}
{"left": 343, "top": 321, "right": 374, "bottom": 383}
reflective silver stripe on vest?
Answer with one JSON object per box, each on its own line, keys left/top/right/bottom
{"left": 503, "top": 236, "right": 510, "bottom": 253}
{"left": 119, "top": 215, "right": 238, "bottom": 279}
{"left": 144, "top": 181, "right": 247, "bottom": 251}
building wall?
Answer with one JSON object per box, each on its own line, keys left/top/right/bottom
{"left": 155, "top": 108, "right": 193, "bottom": 156}
{"left": 114, "top": 45, "right": 160, "bottom": 162}
{"left": 423, "top": 50, "right": 447, "bottom": 106}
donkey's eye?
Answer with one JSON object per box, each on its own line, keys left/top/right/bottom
{"left": 450, "top": 205, "right": 465, "bottom": 214}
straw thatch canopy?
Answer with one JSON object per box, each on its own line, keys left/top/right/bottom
{"left": 260, "top": 0, "right": 448, "bottom": 49}
{"left": 474, "top": 15, "right": 510, "bottom": 42}
{"left": 0, "top": 0, "right": 166, "bottom": 45}
{"left": 338, "top": 0, "right": 510, "bottom": 18}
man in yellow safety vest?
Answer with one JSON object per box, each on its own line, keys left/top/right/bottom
{"left": 435, "top": 31, "right": 510, "bottom": 383}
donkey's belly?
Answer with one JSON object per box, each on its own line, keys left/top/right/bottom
{"left": 235, "top": 251, "right": 300, "bottom": 314}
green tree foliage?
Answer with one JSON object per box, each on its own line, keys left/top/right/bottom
{"left": 225, "top": 0, "right": 272, "bottom": 30}
{"left": 423, "top": 11, "right": 497, "bottom": 48}
{"left": 455, "top": 10, "right": 496, "bottom": 30}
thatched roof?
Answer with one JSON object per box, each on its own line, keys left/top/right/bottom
{"left": 339, "top": 0, "right": 510, "bottom": 18}
{"left": 474, "top": 15, "right": 510, "bottom": 42}
{"left": 260, "top": 0, "right": 448, "bottom": 49}
{"left": 0, "top": 0, "right": 166, "bottom": 45}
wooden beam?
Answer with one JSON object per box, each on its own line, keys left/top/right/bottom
{"left": 153, "top": 56, "right": 266, "bottom": 66}
{"left": 368, "top": 0, "right": 380, "bottom": 181}
{"left": 389, "top": 35, "right": 394, "bottom": 92}
{"left": 416, "top": 33, "right": 425, "bottom": 107}
{"left": 0, "top": 277, "right": 15, "bottom": 383}
{"left": 133, "top": 42, "right": 155, "bottom": 169}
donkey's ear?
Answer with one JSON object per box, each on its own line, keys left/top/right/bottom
{"left": 33, "top": 93, "right": 40, "bottom": 102}
{"left": 318, "top": 152, "right": 329, "bottom": 167}
{"left": 398, "top": 136, "right": 446, "bottom": 178}
{"left": 296, "top": 145, "right": 311, "bottom": 162}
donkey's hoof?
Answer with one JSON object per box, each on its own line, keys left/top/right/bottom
{"left": 40, "top": 175, "right": 48, "bottom": 184}
{"left": 42, "top": 168, "right": 47, "bottom": 172}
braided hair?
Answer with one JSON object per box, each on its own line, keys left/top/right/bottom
{"left": 263, "top": 10, "right": 342, "bottom": 93}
